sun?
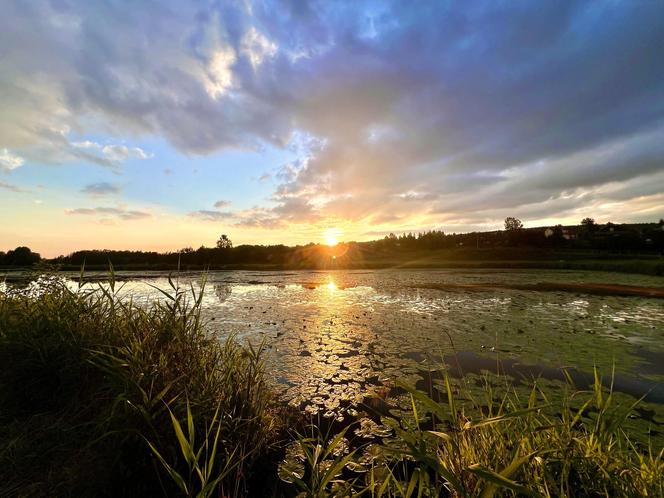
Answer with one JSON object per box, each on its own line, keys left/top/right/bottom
{"left": 323, "top": 228, "right": 341, "bottom": 246}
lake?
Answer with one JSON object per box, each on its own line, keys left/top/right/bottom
{"left": 4, "top": 268, "right": 664, "bottom": 438}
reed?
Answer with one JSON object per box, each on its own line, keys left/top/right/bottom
{"left": 281, "top": 372, "right": 663, "bottom": 497}
{"left": 0, "top": 272, "right": 276, "bottom": 496}
{"left": 1, "top": 274, "right": 661, "bottom": 496}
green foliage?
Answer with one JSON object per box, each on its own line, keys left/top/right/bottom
{"left": 1, "top": 275, "right": 662, "bottom": 496}
{"left": 278, "top": 426, "right": 358, "bottom": 497}
{"left": 0, "top": 274, "right": 275, "bottom": 497}
{"left": 282, "top": 372, "right": 663, "bottom": 497}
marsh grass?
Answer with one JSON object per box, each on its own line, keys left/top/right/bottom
{"left": 1, "top": 272, "right": 662, "bottom": 497}
{"left": 281, "top": 371, "right": 663, "bottom": 497}
{"left": 0, "top": 271, "right": 276, "bottom": 497}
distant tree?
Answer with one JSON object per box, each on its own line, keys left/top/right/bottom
{"left": 659, "top": 219, "right": 664, "bottom": 226}
{"left": 581, "top": 218, "right": 597, "bottom": 239}
{"left": 581, "top": 217, "right": 597, "bottom": 232}
{"left": 216, "top": 234, "right": 233, "bottom": 249}
{"left": 550, "top": 224, "right": 566, "bottom": 246}
{"left": 179, "top": 247, "right": 194, "bottom": 254}
{"left": 4, "top": 246, "right": 41, "bottom": 266}
{"left": 504, "top": 217, "right": 523, "bottom": 231}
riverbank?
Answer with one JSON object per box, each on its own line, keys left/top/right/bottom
{"left": 1, "top": 280, "right": 661, "bottom": 496}
{"left": 3, "top": 252, "right": 664, "bottom": 277}
{"left": 412, "top": 281, "right": 664, "bottom": 299}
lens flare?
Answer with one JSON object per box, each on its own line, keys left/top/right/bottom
{"left": 323, "top": 228, "right": 341, "bottom": 246}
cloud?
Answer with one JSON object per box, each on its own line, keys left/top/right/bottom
{"left": 396, "top": 191, "right": 439, "bottom": 202}
{"left": 0, "top": 149, "right": 24, "bottom": 171}
{"left": 1, "top": 0, "right": 664, "bottom": 231}
{"left": 71, "top": 141, "right": 152, "bottom": 165}
{"left": 0, "top": 181, "right": 26, "bottom": 192}
{"left": 66, "top": 206, "right": 151, "bottom": 220}
{"left": 187, "top": 210, "right": 235, "bottom": 222}
{"left": 213, "top": 199, "right": 231, "bottom": 208}
{"left": 80, "top": 182, "right": 121, "bottom": 196}
{"left": 233, "top": 208, "right": 286, "bottom": 229}
{"left": 241, "top": 26, "right": 278, "bottom": 69}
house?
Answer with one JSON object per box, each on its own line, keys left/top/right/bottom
{"left": 543, "top": 226, "right": 577, "bottom": 240}
{"left": 561, "top": 228, "right": 577, "bottom": 240}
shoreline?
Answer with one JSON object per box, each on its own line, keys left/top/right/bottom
{"left": 412, "top": 281, "right": 664, "bottom": 299}
{"left": 2, "top": 256, "right": 664, "bottom": 277}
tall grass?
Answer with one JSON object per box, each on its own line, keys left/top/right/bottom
{"left": 0, "top": 273, "right": 276, "bottom": 496}
{"left": 280, "top": 373, "right": 663, "bottom": 497}
{"left": 1, "top": 274, "right": 662, "bottom": 497}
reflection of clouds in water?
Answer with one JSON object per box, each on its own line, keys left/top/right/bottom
{"left": 214, "top": 283, "right": 232, "bottom": 303}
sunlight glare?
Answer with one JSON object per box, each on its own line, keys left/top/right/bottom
{"left": 323, "top": 228, "right": 341, "bottom": 246}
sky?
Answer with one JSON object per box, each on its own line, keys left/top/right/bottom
{"left": 1, "top": 1, "right": 664, "bottom": 257}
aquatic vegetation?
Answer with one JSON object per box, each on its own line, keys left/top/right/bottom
{"left": 176, "top": 269, "right": 664, "bottom": 425}
{"left": 0, "top": 272, "right": 662, "bottom": 496}
{"left": 281, "top": 373, "right": 664, "bottom": 497}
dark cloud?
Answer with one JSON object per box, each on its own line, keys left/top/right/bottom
{"left": 2, "top": 0, "right": 664, "bottom": 226}
{"left": 81, "top": 182, "right": 121, "bottom": 196}
{"left": 213, "top": 199, "right": 231, "bottom": 208}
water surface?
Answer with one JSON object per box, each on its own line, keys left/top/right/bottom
{"left": 4, "top": 269, "right": 664, "bottom": 436}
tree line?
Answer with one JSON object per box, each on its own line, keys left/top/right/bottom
{"left": 2, "top": 220, "right": 663, "bottom": 268}
{"left": 0, "top": 246, "right": 41, "bottom": 267}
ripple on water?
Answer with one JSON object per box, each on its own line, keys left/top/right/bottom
{"left": 8, "top": 269, "right": 664, "bottom": 429}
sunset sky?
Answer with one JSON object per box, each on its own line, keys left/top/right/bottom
{"left": 2, "top": 1, "right": 664, "bottom": 257}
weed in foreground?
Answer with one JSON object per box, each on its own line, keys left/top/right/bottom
{"left": 0, "top": 274, "right": 276, "bottom": 497}
{"left": 281, "top": 372, "right": 663, "bottom": 497}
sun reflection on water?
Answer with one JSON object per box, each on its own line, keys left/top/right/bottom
{"left": 7, "top": 270, "right": 663, "bottom": 425}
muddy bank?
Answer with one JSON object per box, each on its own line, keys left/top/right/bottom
{"left": 413, "top": 281, "right": 664, "bottom": 299}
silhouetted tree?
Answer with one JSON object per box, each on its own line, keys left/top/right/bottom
{"left": 4, "top": 246, "right": 41, "bottom": 266}
{"left": 504, "top": 217, "right": 523, "bottom": 231}
{"left": 581, "top": 217, "right": 597, "bottom": 233}
{"left": 216, "top": 234, "right": 233, "bottom": 249}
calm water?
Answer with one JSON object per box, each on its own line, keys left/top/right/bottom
{"left": 4, "top": 268, "right": 664, "bottom": 436}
